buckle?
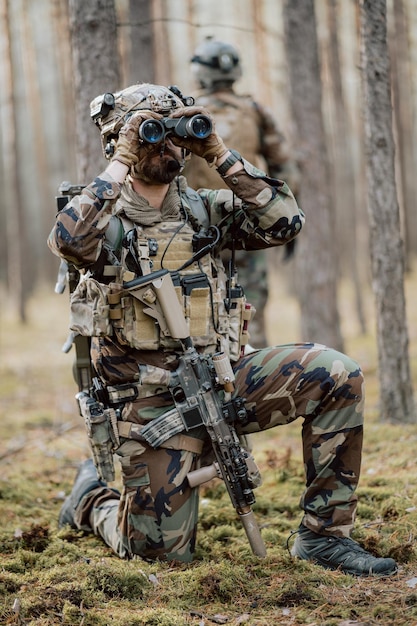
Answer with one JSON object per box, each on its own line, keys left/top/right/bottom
{"left": 107, "top": 383, "right": 139, "bottom": 404}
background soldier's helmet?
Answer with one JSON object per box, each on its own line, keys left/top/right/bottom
{"left": 90, "top": 83, "right": 191, "bottom": 159}
{"left": 190, "top": 37, "right": 242, "bottom": 90}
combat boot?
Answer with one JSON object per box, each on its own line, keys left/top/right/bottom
{"left": 291, "top": 524, "right": 397, "bottom": 577}
{"left": 59, "top": 458, "right": 109, "bottom": 529}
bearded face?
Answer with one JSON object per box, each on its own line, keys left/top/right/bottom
{"left": 131, "top": 141, "right": 184, "bottom": 184}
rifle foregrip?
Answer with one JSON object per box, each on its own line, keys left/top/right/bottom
{"left": 187, "top": 462, "right": 221, "bottom": 487}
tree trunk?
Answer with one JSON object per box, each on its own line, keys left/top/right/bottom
{"left": 22, "top": 0, "right": 52, "bottom": 284}
{"left": 359, "top": 0, "right": 415, "bottom": 423}
{"left": 128, "top": 0, "right": 155, "bottom": 85}
{"left": 326, "top": 0, "right": 367, "bottom": 335}
{"left": 389, "top": 0, "right": 416, "bottom": 271}
{"left": 0, "top": 0, "right": 26, "bottom": 321}
{"left": 152, "top": 0, "right": 172, "bottom": 85}
{"left": 69, "top": 0, "right": 121, "bottom": 184}
{"left": 282, "top": 0, "right": 344, "bottom": 352}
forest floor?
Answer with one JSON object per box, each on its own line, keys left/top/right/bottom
{"left": 1, "top": 261, "right": 417, "bottom": 625}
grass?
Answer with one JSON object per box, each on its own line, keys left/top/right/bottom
{"left": 1, "top": 266, "right": 417, "bottom": 625}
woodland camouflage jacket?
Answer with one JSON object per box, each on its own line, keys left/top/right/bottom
{"left": 49, "top": 160, "right": 303, "bottom": 267}
{"left": 48, "top": 160, "right": 304, "bottom": 387}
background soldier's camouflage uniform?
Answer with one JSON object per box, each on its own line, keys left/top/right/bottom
{"left": 184, "top": 40, "right": 300, "bottom": 348}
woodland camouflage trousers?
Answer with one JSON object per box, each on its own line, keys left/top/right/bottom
{"left": 74, "top": 342, "right": 364, "bottom": 562}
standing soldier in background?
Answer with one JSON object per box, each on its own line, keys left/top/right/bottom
{"left": 184, "top": 36, "right": 301, "bottom": 349}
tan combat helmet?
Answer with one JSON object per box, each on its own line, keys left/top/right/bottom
{"left": 190, "top": 36, "right": 242, "bottom": 90}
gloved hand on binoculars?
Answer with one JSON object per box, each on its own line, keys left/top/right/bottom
{"left": 169, "top": 106, "right": 228, "bottom": 165}
{"left": 113, "top": 111, "right": 163, "bottom": 168}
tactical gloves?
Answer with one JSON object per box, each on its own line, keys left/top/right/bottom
{"left": 113, "top": 111, "right": 163, "bottom": 168}
{"left": 113, "top": 107, "right": 228, "bottom": 171}
{"left": 169, "top": 106, "right": 228, "bottom": 165}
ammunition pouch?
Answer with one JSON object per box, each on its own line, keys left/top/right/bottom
{"left": 107, "top": 273, "right": 218, "bottom": 351}
{"left": 218, "top": 291, "right": 253, "bottom": 359}
{"left": 69, "top": 272, "right": 253, "bottom": 361}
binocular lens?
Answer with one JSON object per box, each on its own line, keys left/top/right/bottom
{"left": 186, "top": 115, "right": 212, "bottom": 139}
{"left": 138, "top": 114, "right": 212, "bottom": 143}
{"left": 139, "top": 119, "right": 165, "bottom": 144}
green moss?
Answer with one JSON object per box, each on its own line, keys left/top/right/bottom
{"left": 2, "top": 286, "right": 417, "bottom": 624}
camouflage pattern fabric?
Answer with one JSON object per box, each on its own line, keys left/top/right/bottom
{"left": 49, "top": 170, "right": 302, "bottom": 363}
{"left": 49, "top": 161, "right": 360, "bottom": 564}
{"left": 74, "top": 343, "right": 363, "bottom": 562}
{"left": 183, "top": 89, "right": 296, "bottom": 190}
{"left": 49, "top": 169, "right": 302, "bottom": 269}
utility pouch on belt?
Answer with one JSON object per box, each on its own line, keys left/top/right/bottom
{"left": 76, "top": 391, "right": 120, "bottom": 482}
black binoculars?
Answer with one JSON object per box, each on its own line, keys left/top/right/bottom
{"left": 138, "top": 114, "right": 212, "bottom": 144}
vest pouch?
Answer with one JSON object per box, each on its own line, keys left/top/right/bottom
{"left": 218, "top": 286, "right": 249, "bottom": 361}
{"left": 227, "top": 299, "right": 242, "bottom": 361}
{"left": 115, "top": 293, "right": 160, "bottom": 350}
{"left": 160, "top": 284, "right": 185, "bottom": 350}
{"left": 70, "top": 276, "right": 112, "bottom": 337}
{"left": 182, "top": 274, "right": 217, "bottom": 347}
{"left": 108, "top": 281, "right": 180, "bottom": 351}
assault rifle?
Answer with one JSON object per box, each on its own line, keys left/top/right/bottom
{"left": 123, "top": 269, "right": 266, "bottom": 558}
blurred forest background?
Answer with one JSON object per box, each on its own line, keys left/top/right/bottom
{"left": 2, "top": 2, "right": 417, "bottom": 622}
{"left": 0, "top": 0, "right": 416, "bottom": 420}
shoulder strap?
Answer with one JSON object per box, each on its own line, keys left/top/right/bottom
{"left": 181, "top": 187, "right": 210, "bottom": 229}
{"left": 105, "top": 215, "right": 125, "bottom": 251}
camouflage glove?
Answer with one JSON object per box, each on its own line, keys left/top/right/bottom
{"left": 113, "top": 111, "right": 163, "bottom": 168}
{"left": 169, "top": 106, "right": 228, "bottom": 165}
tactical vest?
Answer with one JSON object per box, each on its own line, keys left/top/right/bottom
{"left": 69, "top": 188, "right": 252, "bottom": 361}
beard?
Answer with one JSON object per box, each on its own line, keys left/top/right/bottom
{"left": 132, "top": 146, "right": 183, "bottom": 184}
